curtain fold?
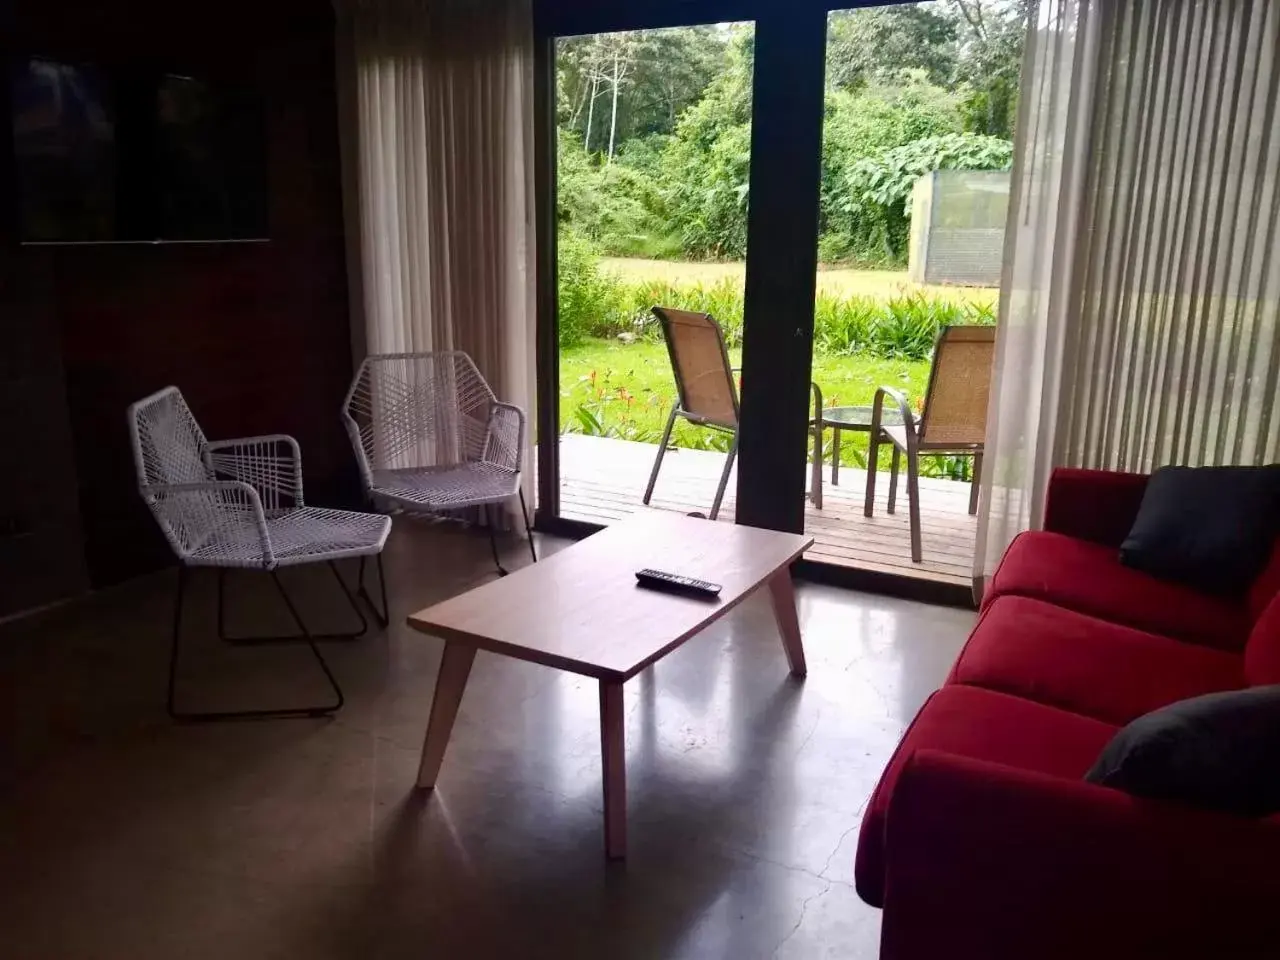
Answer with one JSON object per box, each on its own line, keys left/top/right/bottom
{"left": 336, "top": 0, "right": 536, "bottom": 514}
{"left": 977, "top": 0, "right": 1280, "bottom": 592}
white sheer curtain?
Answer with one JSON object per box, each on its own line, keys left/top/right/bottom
{"left": 336, "top": 0, "right": 536, "bottom": 512}
{"left": 977, "top": 0, "right": 1280, "bottom": 590}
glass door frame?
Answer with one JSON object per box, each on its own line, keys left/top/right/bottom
{"left": 531, "top": 1, "right": 961, "bottom": 603}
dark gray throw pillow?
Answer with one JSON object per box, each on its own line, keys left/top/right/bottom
{"left": 1086, "top": 686, "right": 1280, "bottom": 817}
{"left": 1119, "top": 465, "right": 1280, "bottom": 595}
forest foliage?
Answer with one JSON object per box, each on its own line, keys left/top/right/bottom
{"left": 556, "top": 1, "right": 1030, "bottom": 267}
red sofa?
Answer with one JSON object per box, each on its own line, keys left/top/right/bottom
{"left": 854, "top": 468, "right": 1280, "bottom": 959}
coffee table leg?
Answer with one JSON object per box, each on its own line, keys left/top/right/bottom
{"left": 768, "top": 570, "right": 808, "bottom": 678}
{"left": 416, "top": 642, "right": 477, "bottom": 790}
{"left": 599, "top": 680, "right": 627, "bottom": 860}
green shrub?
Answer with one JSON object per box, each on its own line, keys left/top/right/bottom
{"left": 611, "top": 277, "right": 747, "bottom": 344}
{"left": 818, "top": 82, "right": 964, "bottom": 266}
{"left": 814, "top": 295, "right": 880, "bottom": 355}
{"left": 557, "top": 232, "right": 624, "bottom": 347}
{"left": 557, "top": 233, "right": 997, "bottom": 358}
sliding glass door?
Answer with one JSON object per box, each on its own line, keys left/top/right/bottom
{"left": 532, "top": 0, "right": 1020, "bottom": 602}
{"left": 547, "top": 21, "right": 757, "bottom": 529}
{"left": 798, "top": 2, "right": 1024, "bottom": 599}
{"left": 533, "top": 3, "right": 826, "bottom": 541}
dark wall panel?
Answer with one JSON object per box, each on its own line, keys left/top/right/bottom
{"left": 6, "top": 0, "right": 354, "bottom": 590}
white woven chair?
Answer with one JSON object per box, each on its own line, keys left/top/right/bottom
{"left": 343, "top": 352, "right": 536, "bottom": 574}
{"left": 129, "top": 386, "right": 391, "bottom": 721}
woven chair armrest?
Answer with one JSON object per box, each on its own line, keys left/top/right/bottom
{"left": 206, "top": 433, "right": 300, "bottom": 454}
{"left": 204, "top": 434, "right": 304, "bottom": 508}
{"left": 871, "top": 386, "right": 917, "bottom": 440}
{"left": 144, "top": 480, "right": 273, "bottom": 566}
{"left": 485, "top": 401, "right": 526, "bottom": 472}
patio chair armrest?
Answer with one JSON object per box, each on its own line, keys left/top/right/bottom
{"left": 143, "top": 480, "right": 274, "bottom": 567}
{"left": 871, "top": 386, "right": 916, "bottom": 440}
{"left": 204, "top": 434, "right": 304, "bottom": 508}
{"left": 485, "top": 401, "right": 526, "bottom": 473}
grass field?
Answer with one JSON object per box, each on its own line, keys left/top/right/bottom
{"left": 560, "top": 337, "right": 933, "bottom": 469}
{"left": 600, "top": 257, "right": 998, "bottom": 305}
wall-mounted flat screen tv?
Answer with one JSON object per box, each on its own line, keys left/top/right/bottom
{"left": 9, "top": 57, "right": 269, "bottom": 243}
{"left": 11, "top": 58, "right": 117, "bottom": 242}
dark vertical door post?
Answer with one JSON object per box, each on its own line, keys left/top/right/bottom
{"left": 736, "top": 9, "right": 827, "bottom": 532}
{"left": 532, "top": 31, "right": 560, "bottom": 523}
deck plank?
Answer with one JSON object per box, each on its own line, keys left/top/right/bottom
{"left": 554, "top": 434, "right": 977, "bottom": 587}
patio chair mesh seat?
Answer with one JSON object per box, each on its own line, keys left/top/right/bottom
{"left": 644, "top": 307, "right": 740, "bottom": 520}
{"left": 865, "top": 325, "right": 995, "bottom": 563}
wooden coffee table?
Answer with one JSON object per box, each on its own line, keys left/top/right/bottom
{"left": 406, "top": 512, "right": 813, "bottom": 859}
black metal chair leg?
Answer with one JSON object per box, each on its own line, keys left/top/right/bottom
{"left": 326, "top": 561, "right": 369, "bottom": 637}
{"left": 168, "top": 565, "right": 344, "bottom": 722}
{"left": 216, "top": 568, "right": 228, "bottom": 639}
{"left": 218, "top": 565, "right": 368, "bottom": 644}
{"left": 355, "top": 554, "right": 390, "bottom": 628}
{"left": 167, "top": 565, "right": 189, "bottom": 720}
{"left": 270, "top": 572, "right": 345, "bottom": 714}
{"left": 487, "top": 503, "right": 511, "bottom": 576}
{"left": 519, "top": 489, "right": 537, "bottom": 564}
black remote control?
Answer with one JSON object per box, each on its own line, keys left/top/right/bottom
{"left": 635, "top": 569, "right": 723, "bottom": 598}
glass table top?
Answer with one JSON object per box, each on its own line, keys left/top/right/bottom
{"left": 815, "top": 404, "right": 911, "bottom": 429}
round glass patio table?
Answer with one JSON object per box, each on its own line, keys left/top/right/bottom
{"left": 808, "top": 398, "right": 914, "bottom": 508}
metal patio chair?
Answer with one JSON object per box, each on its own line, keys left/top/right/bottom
{"left": 644, "top": 307, "right": 740, "bottom": 521}
{"left": 129, "top": 386, "right": 391, "bottom": 722}
{"left": 343, "top": 351, "right": 536, "bottom": 575}
{"left": 865, "top": 325, "right": 995, "bottom": 563}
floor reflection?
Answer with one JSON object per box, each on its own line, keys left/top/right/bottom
{"left": 0, "top": 521, "right": 974, "bottom": 959}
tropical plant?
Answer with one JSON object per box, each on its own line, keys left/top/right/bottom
{"left": 848, "top": 132, "right": 1014, "bottom": 214}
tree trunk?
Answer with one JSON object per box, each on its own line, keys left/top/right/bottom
{"left": 568, "top": 78, "right": 588, "bottom": 129}
{"left": 584, "top": 75, "right": 597, "bottom": 153}
{"left": 607, "top": 51, "right": 621, "bottom": 162}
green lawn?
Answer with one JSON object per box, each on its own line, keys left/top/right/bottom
{"left": 560, "top": 337, "right": 933, "bottom": 469}
{"left": 600, "top": 257, "right": 998, "bottom": 306}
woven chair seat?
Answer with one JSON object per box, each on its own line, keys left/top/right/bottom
{"left": 188, "top": 506, "right": 391, "bottom": 569}
{"left": 127, "top": 386, "right": 394, "bottom": 721}
{"left": 343, "top": 352, "right": 536, "bottom": 574}
{"left": 370, "top": 463, "right": 520, "bottom": 511}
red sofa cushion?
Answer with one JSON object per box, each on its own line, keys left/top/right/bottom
{"left": 951, "top": 596, "right": 1244, "bottom": 725}
{"left": 987, "top": 531, "right": 1250, "bottom": 651}
{"left": 1043, "top": 467, "right": 1150, "bottom": 547}
{"left": 1245, "top": 592, "right": 1280, "bottom": 686}
{"left": 854, "top": 685, "right": 1116, "bottom": 908}
{"left": 1248, "top": 541, "right": 1280, "bottom": 620}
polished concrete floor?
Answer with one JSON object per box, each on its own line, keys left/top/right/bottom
{"left": 0, "top": 523, "right": 974, "bottom": 959}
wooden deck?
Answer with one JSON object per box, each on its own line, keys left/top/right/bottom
{"left": 556, "top": 433, "right": 977, "bottom": 588}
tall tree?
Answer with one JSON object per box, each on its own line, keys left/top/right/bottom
{"left": 557, "top": 26, "right": 729, "bottom": 155}
{"left": 944, "top": 0, "right": 1032, "bottom": 138}
{"left": 826, "top": 5, "right": 957, "bottom": 91}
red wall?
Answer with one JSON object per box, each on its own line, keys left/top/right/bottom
{"left": 6, "top": 1, "right": 355, "bottom": 587}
